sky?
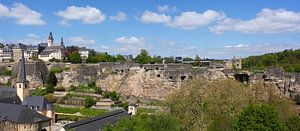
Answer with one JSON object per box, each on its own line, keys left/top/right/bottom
{"left": 0, "top": 0, "right": 300, "bottom": 59}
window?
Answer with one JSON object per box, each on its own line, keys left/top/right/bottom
{"left": 19, "top": 84, "right": 21, "bottom": 88}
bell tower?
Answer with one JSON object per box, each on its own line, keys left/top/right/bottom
{"left": 48, "top": 32, "right": 54, "bottom": 47}
{"left": 16, "top": 44, "right": 29, "bottom": 102}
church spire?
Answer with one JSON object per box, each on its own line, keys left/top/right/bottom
{"left": 61, "top": 37, "right": 64, "bottom": 46}
{"left": 18, "top": 44, "right": 26, "bottom": 82}
{"left": 48, "top": 32, "right": 54, "bottom": 47}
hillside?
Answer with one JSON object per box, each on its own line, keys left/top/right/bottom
{"left": 242, "top": 49, "right": 300, "bottom": 72}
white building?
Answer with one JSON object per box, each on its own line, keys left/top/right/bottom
{"left": 0, "top": 45, "right": 13, "bottom": 62}
{"left": 78, "top": 47, "right": 89, "bottom": 59}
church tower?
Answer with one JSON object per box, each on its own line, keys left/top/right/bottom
{"left": 61, "top": 37, "right": 64, "bottom": 47}
{"left": 48, "top": 32, "right": 54, "bottom": 47}
{"left": 16, "top": 44, "right": 29, "bottom": 102}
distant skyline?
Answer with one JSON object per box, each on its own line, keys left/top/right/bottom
{"left": 0, "top": 0, "right": 300, "bottom": 58}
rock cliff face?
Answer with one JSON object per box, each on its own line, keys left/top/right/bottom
{"left": 262, "top": 68, "right": 300, "bottom": 98}
{"left": 3, "top": 62, "right": 300, "bottom": 100}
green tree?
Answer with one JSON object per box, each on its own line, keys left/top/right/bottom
{"left": 183, "top": 57, "right": 193, "bottom": 61}
{"left": 110, "top": 91, "right": 119, "bottom": 101}
{"left": 103, "top": 114, "right": 182, "bottom": 131}
{"left": 234, "top": 104, "right": 287, "bottom": 131}
{"left": 69, "top": 51, "right": 82, "bottom": 63}
{"left": 163, "top": 56, "right": 175, "bottom": 63}
{"left": 84, "top": 96, "right": 96, "bottom": 108}
{"left": 115, "top": 54, "right": 125, "bottom": 62}
{"left": 135, "top": 49, "right": 151, "bottom": 64}
{"left": 194, "top": 55, "right": 201, "bottom": 66}
{"left": 47, "top": 72, "right": 58, "bottom": 86}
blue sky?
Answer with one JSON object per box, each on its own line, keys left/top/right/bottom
{"left": 0, "top": 0, "right": 300, "bottom": 59}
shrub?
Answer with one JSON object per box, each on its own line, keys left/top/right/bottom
{"left": 84, "top": 96, "right": 96, "bottom": 108}
{"left": 50, "top": 67, "right": 63, "bottom": 73}
{"left": 286, "top": 116, "right": 300, "bottom": 131}
{"left": 45, "top": 94, "right": 57, "bottom": 103}
{"left": 0, "top": 68, "right": 11, "bottom": 76}
{"left": 234, "top": 104, "right": 287, "bottom": 131}
{"left": 45, "top": 85, "right": 55, "bottom": 93}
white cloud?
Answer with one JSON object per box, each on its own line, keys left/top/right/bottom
{"left": 140, "top": 11, "right": 171, "bottom": 24}
{"left": 157, "top": 5, "right": 177, "bottom": 13}
{"left": 210, "top": 8, "right": 300, "bottom": 34}
{"left": 67, "top": 36, "right": 96, "bottom": 47}
{"left": 55, "top": 6, "right": 105, "bottom": 25}
{"left": 206, "top": 43, "right": 300, "bottom": 59}
{"left": 27, "top": 33, "right": 40, "bottom": 39}
{"left": 140, "top": 10, "right": 224, "bottom": 30}
{"left": 110, "top": 11, "right": 127, "bottom": 21}
{"left": 224, "top": 44, "right": 248, "bottom": 48}
{"left": 167, "top": 10, "right": 225, "bottom": 30}
{"left": 114, "top": 36, "right": 145, "bottom": 45}
{"left": 0, "top": 3, "right": 45, "bottom": 25}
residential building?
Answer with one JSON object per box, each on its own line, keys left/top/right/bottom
{"left": 0, "top": 45, "right": 13, "bottom": 62}
{"left": 78, "top": 47, "right": 89, "bottom": 62}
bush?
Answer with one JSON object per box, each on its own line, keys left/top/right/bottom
{"left": 94, "top": 87, "right": 102, "bottom": 94}
{"left": 31, "top": 88, "right": 48, "bottom": 96}
{"left": 84, "top": 96, "right": 96, "bottom": 108}
{"left": 234, "top": 104, "right": 287, "bottom": 131}
{"left": 45, "top": 85, "right": 55, "bottom": 93}
{"left": 286, "top": 116, "right": 300, "bottom": 131}
{"left": 0, "top": 68, "right": 11, "bottom": 76}
{"left": 55, "top": 86, "right": 65, "bottom": 91}
{"left": 50, "top": 67, "right": 63, "bottom": 73}
{"left": 45, "top": 94, "right": 57, "bottom": 103}
{"left": 208, "top": 117, "right": 233, "bottom": 131}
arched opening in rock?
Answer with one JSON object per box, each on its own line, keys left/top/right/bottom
{"left": 234, "top": 73, "right": 249, "bottom": 83}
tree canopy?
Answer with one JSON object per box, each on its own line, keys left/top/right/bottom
{"left": 69, "top": 50, "right": 82, "bottom": 63}
{"left": 103, "top": 114, "right": 181, "bottom": 131}
{"left": 243, "top": 49, "right": 300, "bottom": 72}
{"left": 234, "top": 104, "right": 286, "bottom": 130}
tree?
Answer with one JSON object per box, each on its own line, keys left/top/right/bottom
{"left": 47, "top": 72, "right": 58, "bottom": 86}
{"left": 135, "top": 49, "right": 151, "bottom": 64}
{"left": 110, "top": 91, "right": 119, "bottom": 101}
{"left": 115, "top": 54, "right": 125, "bottom": 62}
{"left": 84, "top": 96, "right": 96, "bottom": 108}
{"left": 194, "top": 55, "right": 201, "bottom": 66}
{"left": 163, "top": 56, "right": 175, "bottom": 63}
{"left": 234, "top": 104, "right": 286, "bottom": 131}
{"left": 69, "top": 51, "right": 82, "bottom": 63}
{"left": 103, "top": 114, "right": 182, "bottom": 131}
{"left": 183, "top": 57, "right": 193, "bottom": 61}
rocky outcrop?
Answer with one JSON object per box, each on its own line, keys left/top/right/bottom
{"left": 262, "top": 68, "right": 300, "bottom": 98}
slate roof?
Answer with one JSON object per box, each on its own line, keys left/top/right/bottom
{"left": 22, "top": 96, "right": 53, "bottom": 111}
{"left": 63, "top": 109, "right": 129, "bottom": 131}
{"left": 0, "top": 103, "right": 50, "bottom": 124}
{"left": 0, "top": 87, "right": 21, "bottom": 104}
